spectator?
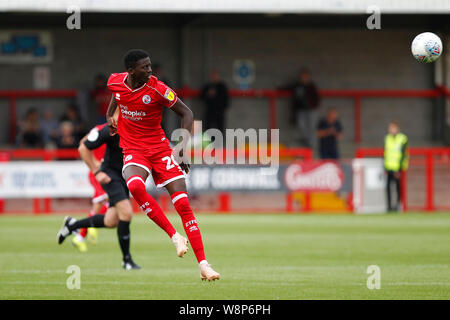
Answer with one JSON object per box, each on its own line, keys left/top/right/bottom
{"left": 60, "top": 103, "right": 86, "bottom": 143}
{"left": 40, "top": 108, "right": 59, "bottom": 148}
{"left": 287, "top": 68, "right": 320, "bottom": 147}
{"left": 201, "top": 70, "right": 229, "bottom": 133}
{"left": 17, "top": 107, "right": 43, "bottom": 148}
{"left": 384, "top": 121, "right": 409, "bottom": 212}
{"left": 90, "top": 74, "right": 111, "bottom": 124}
{"left": 56, "top": 121, "right": 78, "bottom": 149}
{"left": 316, "top": 108, "right": 343, "bottom": 159}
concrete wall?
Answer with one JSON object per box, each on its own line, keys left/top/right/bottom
{"left": 0, "top": 26, "right": 444, "bottom": 148}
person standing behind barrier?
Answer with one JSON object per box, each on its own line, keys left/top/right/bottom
{"left": 201, "top": 70, "right": 229, "bottom": 133}
{"left": 316, "top": 108, "right": 343, "bottom": 159}
{"left": 384, "top": 121, "right": 409, "bottom": 212}
{"left": 289, "top": 68, "right": 320, "bottom": 148}
{"left": 90, "top": 74, "right": 111, "bottom": 124}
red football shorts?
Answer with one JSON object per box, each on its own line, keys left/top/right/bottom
{"left": 122, "top": 145, "right": 186, "bottom": 188}
{"left": 88, "top": 171, "right": 108, "bottom": 203}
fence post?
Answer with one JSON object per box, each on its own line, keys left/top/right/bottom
{"left": 286, "top": 192, "right": 293, "bottom": 213}
{"left": 218, "top": 193, "right": 230, "bottom": 213}
{"left": 44, "top": 198, "right": 52, "bottom": 213}
{"left": 354, "top": 96, "right": 362, "bottom": 143}
{"left": 33, "top": 198, "right": 41, "bottom": 214}
{"left": 304, "top": 192, "right": 312, "bottom": 213}
{"left": 401, "top": 170, "right": 408, "bottom": 213}
{"left": 426, "top": 152, "right": 434, "bottom": 211}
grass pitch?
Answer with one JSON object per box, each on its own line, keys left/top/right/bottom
{"left": 0, "top": 212, "right": 449, "bottom": 300}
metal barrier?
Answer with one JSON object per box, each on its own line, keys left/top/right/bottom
{"left": 0, "top": 147, "right": 313, "bottom": 214}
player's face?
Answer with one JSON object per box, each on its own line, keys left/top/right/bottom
{"left": 131, "top": 57, "right": 152, "bottom": 83}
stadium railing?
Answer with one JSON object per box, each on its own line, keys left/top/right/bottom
{"left": 1, "top": 86, "right": 449, "bottom": 144}
{"left": 0, "top": 147, "right": 313, "bottom": 214}
{"left": 355, "top": 147, "right": 450, "bottom": 212}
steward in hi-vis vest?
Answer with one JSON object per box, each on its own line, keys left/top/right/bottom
{"left": 384, "top": 121, "right": 408, "bottom": 212}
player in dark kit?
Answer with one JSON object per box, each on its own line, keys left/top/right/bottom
{"left": 57, "top": 123, "right": 140, "bottom": 270}
{"left": 106, "top": 49, "right": 220, "bottom": 281}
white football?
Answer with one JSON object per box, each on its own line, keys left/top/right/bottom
{"left": 411, "top": 32, "right": 443, "bottom": 63}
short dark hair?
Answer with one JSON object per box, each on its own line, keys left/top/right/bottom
{"left": 123, "top": 49, "right": 149, "bottom": 70}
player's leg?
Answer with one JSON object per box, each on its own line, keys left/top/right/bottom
{"left": 123, "top": 165, "right": 183, "bottom": 248}
{"left": 57, "top": 207, "right": 117, "bottom": 245}
{"left": 82, "top": 173, "right": 109, "bottom": 244}
{"left": 86, "top": 201, "right": 109, "bottom": 244}
{"left": 114, "top": 199, "right": 140, "bottom": 269}
{"left": 165, "top": 178, "right": 220, "bottom": 281}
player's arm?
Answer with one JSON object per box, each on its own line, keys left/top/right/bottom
{"left": 106, "top": 94, "right": 118, "bottom": 134}
{"left": 79, "top": 126, "right": 112, "bottom": 184}
{"left": 170, "top": 99, "right": 194, "bottom": 173}
{"left": 78, "top": 136, "right": 101, "bottom": 173}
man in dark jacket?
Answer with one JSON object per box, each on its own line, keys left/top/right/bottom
{"left": 201, "top": 70, "right": 230, "bottom": 133}
{"left": 289, "top": 68, "right": 320, "bottom": 148}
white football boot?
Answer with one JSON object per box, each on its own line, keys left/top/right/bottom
{"left": 171, "top": 232, "right": 189, "bottom": 258}
{"left": 200, "top": 261, "right": 220, "bottom": 281}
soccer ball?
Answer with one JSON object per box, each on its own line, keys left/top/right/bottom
{"left": 411, "top": 32, "right": 443, "bottom": 63}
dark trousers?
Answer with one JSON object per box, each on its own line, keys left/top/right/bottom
{"left": 386, "top": 170, "right": 401, "bottom": 211}
{"left": 205, "top": 108, "right": 226, "bottom": 133}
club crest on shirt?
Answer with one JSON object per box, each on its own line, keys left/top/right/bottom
{"left": 164, "top": 89, "right": 175, "bottom": 102}
{"left": 142, "top": 95, "right": 151, "bottom": 104}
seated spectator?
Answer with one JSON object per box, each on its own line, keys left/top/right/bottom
{"left": 17, "top": 107, "right": 43, "bottom": 148}
{"left": 60, "top": 103, "right": 86, "bottom": 143}
{"left": 316, "top": 108, "right": 343, "bottom": 159}
{"left": 40, "top": 108, "right": 60, "bottom": 148}
{"left": 57, "top": 121, "right": 78, "bottom": 149}
{"left": 90, "top": 74, "right": 111, "bottom": 124}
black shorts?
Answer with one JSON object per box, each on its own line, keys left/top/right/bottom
{"left": 100, "top": 167, "right": 129, "bottom": 207}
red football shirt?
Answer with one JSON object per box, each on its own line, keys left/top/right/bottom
{"left": 107, "top": 73, "right": 177, "bottom": 151}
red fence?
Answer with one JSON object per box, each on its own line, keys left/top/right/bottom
{"left": 0, "top": 147, "right": 313, "bottom": 214}
{"left": 1, "top": 86, "right": 449, "bottom": 144}
{"left": 356, "top": 147, "right": 450, "bottom": 212}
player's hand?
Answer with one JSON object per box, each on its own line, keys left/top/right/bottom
{"left": 107, "top": 117, "right": 117, "bottom": 135}
{"left": 180, "top": 162, "right": 191, "bottom": 174}
{"left": 107, "top": 113, "right": 118, "bottom": 136}
{"left": 95, "top": 171, "right": 112, "bottom": 184}
{"left": 174, "top": 145, "right": 190, "bottom": 174}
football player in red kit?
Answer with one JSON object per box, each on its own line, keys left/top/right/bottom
{"left": 106, "top": 49, "right": 219, "bottom": 281}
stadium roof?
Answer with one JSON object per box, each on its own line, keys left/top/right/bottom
{"left": 2, "top": 0, "right": 450, "bottom": 14}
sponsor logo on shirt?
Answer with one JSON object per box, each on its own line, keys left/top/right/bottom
{"left": 119, "top": 104, "right": 146, "bottom": 121}
{"left": 164, "top": 89, "right": 175, "bottom": 102}
{"left": 142, "top": 95, "right": 151, "bottom": 104}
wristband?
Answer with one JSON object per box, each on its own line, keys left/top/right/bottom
{"left": 94, "top": 170, "right": 101, "bottom": 176}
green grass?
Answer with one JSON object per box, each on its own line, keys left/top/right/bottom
{"left": 0, "top": 212, "right": 449, "bottom": 299}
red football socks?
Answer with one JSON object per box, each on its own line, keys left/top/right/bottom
{"left": 126, "top": 175, "right": 176, "bottom": 238}
{"left": 171, "top": 191, "right": 206, "bottom": 263}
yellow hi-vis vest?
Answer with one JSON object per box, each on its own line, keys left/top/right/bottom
{"left": 384, "top": 133, "right": 409, "bottom": 171}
